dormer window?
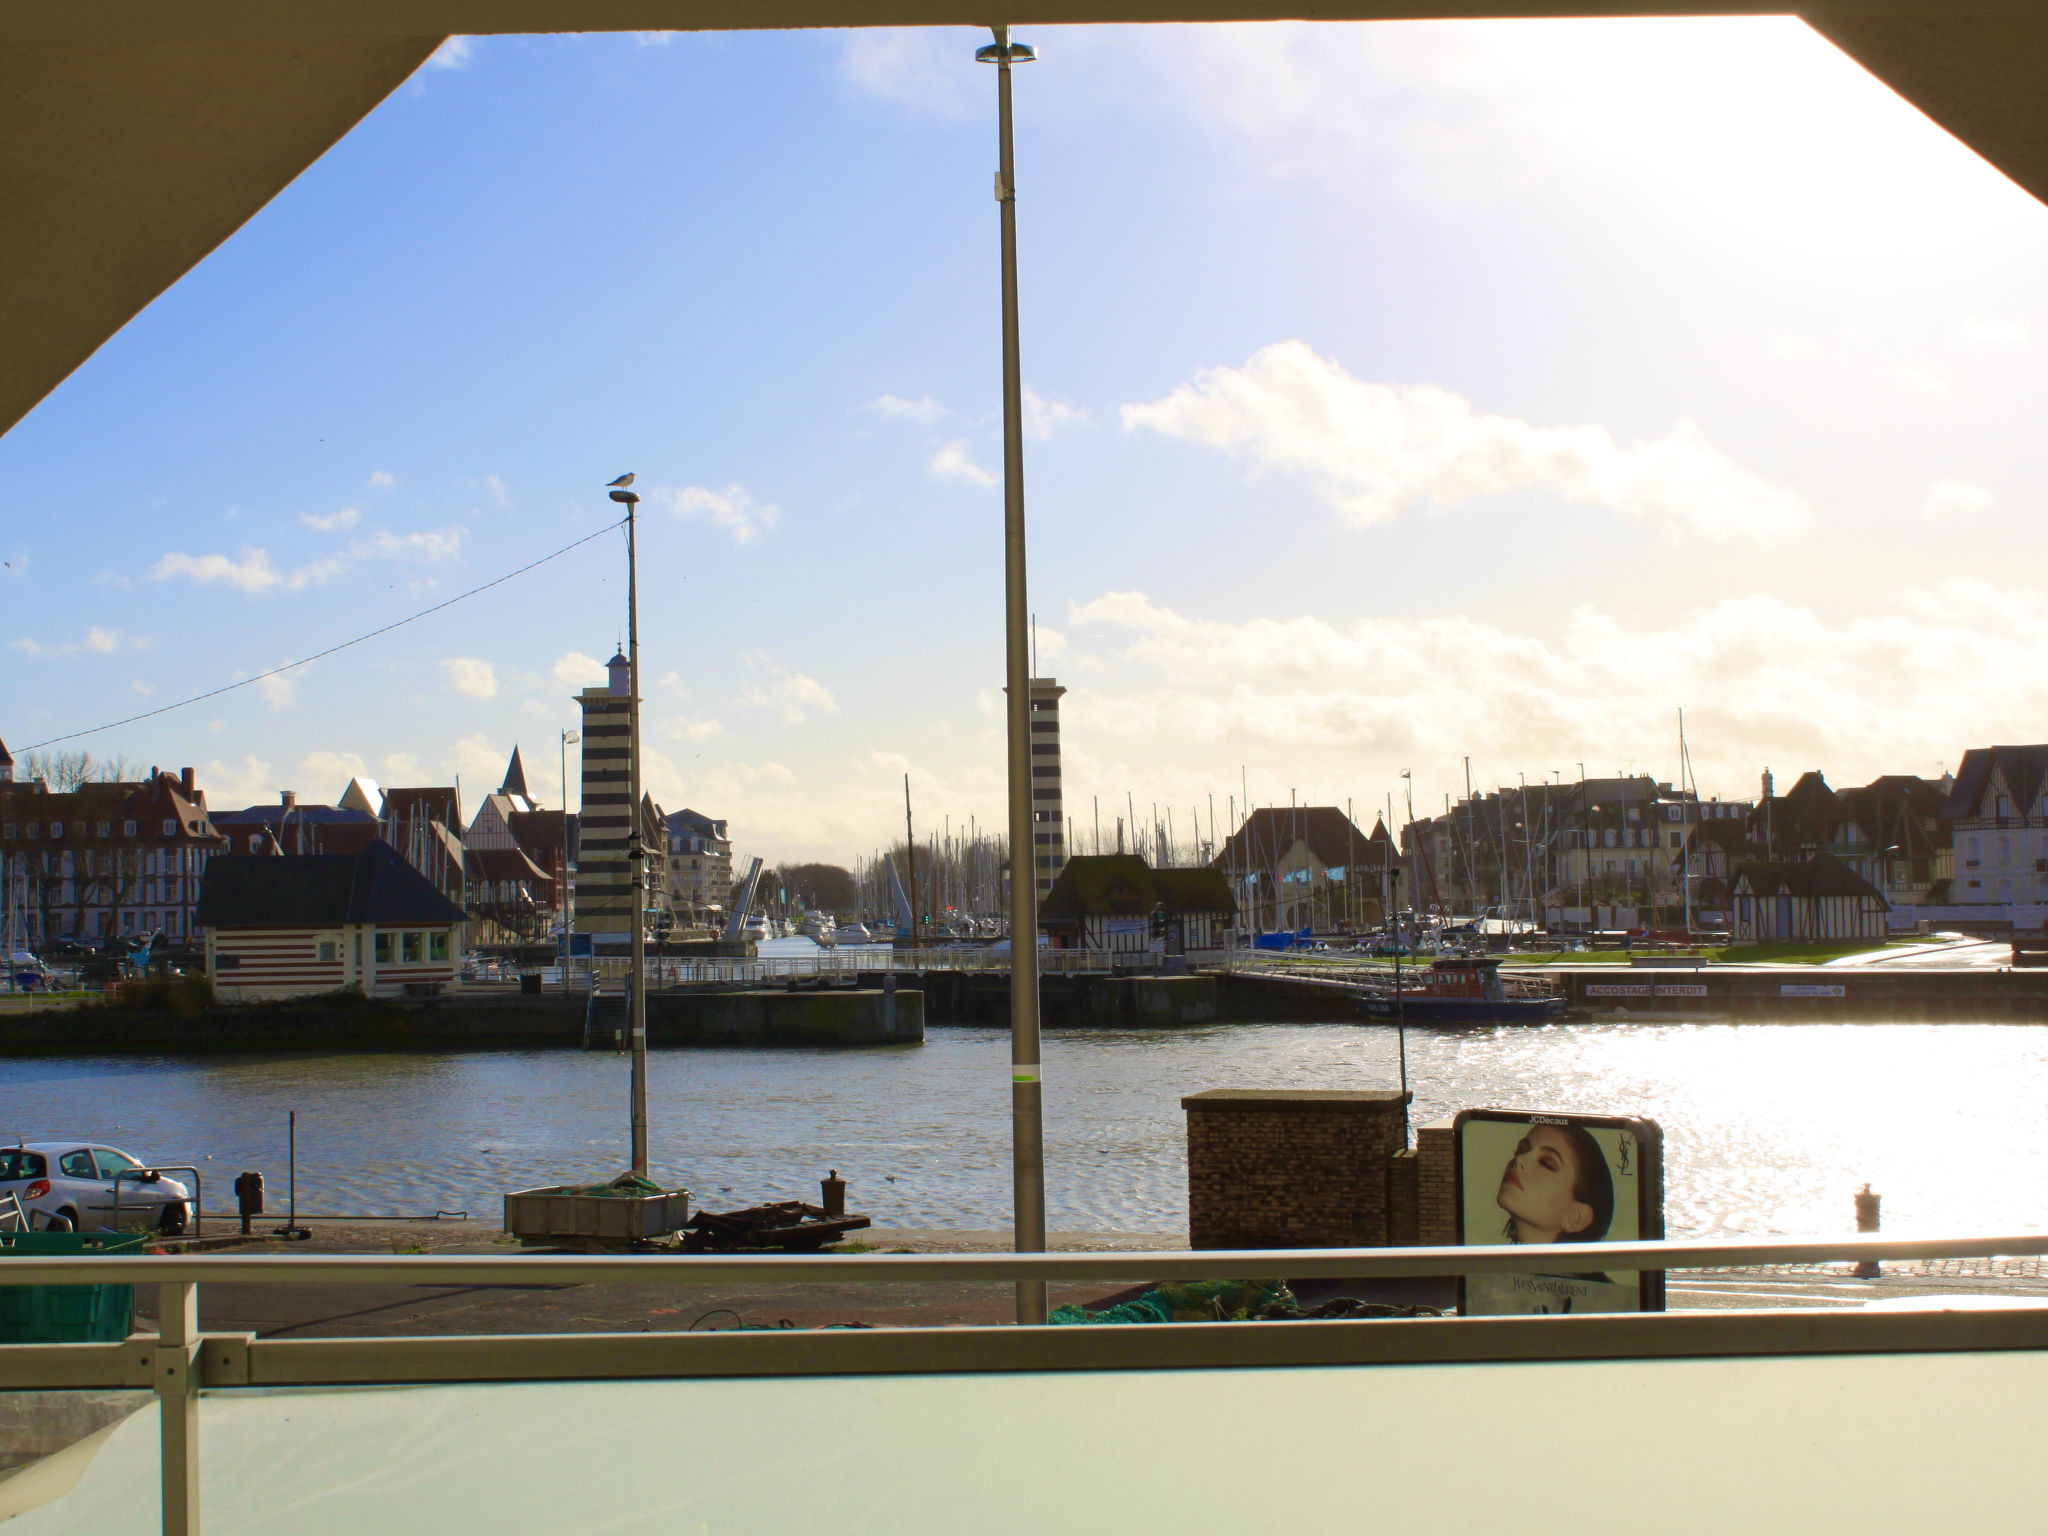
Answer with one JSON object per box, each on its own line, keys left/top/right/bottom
{"left": 164, "top": 819, "right": 176, "bottom": 836}
{"left": 124, "top": 820, "right": 137, "bottom": 837}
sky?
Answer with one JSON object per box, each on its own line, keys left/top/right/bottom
{"left": 4, "top": 18, "right": 2046, "bottom": 867}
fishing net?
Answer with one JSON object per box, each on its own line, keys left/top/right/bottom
{"left": 1051, "top": 1281, "right": 1446, "bottom": 1325}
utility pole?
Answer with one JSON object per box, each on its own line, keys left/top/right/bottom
{"left": 606, "top": 477, "right": 648, "bottom": 1177}
{"left": 979, "top": 25, "right": 1046, "bottom": 1326}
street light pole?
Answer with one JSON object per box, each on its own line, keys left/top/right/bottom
{"left": 978, "top": 25, "right": 1046, "bottom": 1326}
{"left": 609, "top": 481, "right": 648, "bottom": 1178}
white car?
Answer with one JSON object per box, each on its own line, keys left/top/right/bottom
{"left": 0, "top": 1142, "right": 194, "bottom": 1234}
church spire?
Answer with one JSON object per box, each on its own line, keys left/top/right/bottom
{"left": 501, "top": 745, "right": 529, "bottom": 800}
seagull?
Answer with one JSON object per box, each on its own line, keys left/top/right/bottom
{"left": 606, "top": 473, "right": 635, "bottom": 489}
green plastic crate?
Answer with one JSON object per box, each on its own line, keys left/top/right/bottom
{"left": 0, "top": 1230, "right": 148, "bottom": 1343}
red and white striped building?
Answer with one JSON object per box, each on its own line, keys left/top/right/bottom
{"left": 196, "top": 841, "right": 466, "bottom": 1002}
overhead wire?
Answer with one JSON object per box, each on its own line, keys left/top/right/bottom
{"left": 17, "top": 515, "right": 628, "bottom": 754}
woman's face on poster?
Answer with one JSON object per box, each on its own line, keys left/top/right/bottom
{"left": 1496, "top": 1124, "right": 1594, "bottom": 1242}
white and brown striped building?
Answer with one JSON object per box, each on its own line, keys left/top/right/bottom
{"left": 196, "top": 841, "right": 467, "bottom": 1001}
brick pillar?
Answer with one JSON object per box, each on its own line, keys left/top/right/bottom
{"left": 1182, "top": 1089, "right": 1412, "bottom": 1250}
{"left": 1386, "top": 1149, "right": 1420, "bottom": 1246}
{"left": 1415, "top": 1116, "right": 1459, "bottom": 1247}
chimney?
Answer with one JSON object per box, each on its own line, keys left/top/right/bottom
{"left": 1761, "top": 768, "right": 1774, "bottom": 800}
{"left": 281, "top": 790, "right": 297, "bottom": 811}
{"left": 181, "top": 767, "right": 195, "bottom": 796}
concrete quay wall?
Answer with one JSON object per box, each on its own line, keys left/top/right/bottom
{"left": 885, "top": 971, "right": 1218, "bottom": 1027}
{"left": 1560, "top": 965, "right": 2048, "bottom": 1021}
{"left": 0, "top": 988, "right": 923, "bottom": 1055}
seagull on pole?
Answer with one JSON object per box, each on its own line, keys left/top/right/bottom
{"left": 606, "top": 472, "right": 635, "bottom": 488}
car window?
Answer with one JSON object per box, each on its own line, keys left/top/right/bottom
{"left": 95, "top": 1149, "right": 140, "bottom": 1179}
{"left": 58, "top": 1149, "right": 97, "bottom": 1179}
{"left": 0, "top": 1150, "right": 46, "bottom": 1181}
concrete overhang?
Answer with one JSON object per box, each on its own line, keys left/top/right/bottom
{"left": 3, "top": 5, "right": 2044, "bottom": 440}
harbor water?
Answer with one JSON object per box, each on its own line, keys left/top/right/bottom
{"left": 8, "top": 1019, "right": 2048, "bottom": 1239}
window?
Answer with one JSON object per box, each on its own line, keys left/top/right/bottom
{"left": 49, "top": 822, "right": 62, "bottom": 839}
{"left": 374, "top": 932, "right": 394, "bottom": 963}
{"left": 317, "top": 939, "right": 339, "bottom": 964}
{"left": 123, "top": 820, "right": 137, "bottom": 836}
{"left": 163, "top": 819, "right": 175, "bottom": 836}
{"left": 401, "top": 931, "right": 423, "bottom": 963}
{"left": 97, "top": 822, "right": 110, "bottom": 837}
{"left": 94, "top": 1148, "right": 140, "bottom": 1179}
{"left": 0, "top": 1150, "right": 47, "bottom": 1181}
{"left": 25, "top": 824, "right": 36, "bottom": 840}
{"left": 58, "top": 1150, "right": 96, "bottom": 1179}
{"left": 428, "top": 932, "right": 450, "bottom": 962}
{"left": 166, "top": 913, "right": 181, "bottom": 936}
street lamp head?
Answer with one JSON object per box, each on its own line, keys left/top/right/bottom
{"left": 975, "top": 40, "right": 1036, "bottom": 63}
{"left": 608, "top": 489, "right": 639, "bottom": 505}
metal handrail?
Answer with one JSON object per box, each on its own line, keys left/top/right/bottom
{"left": 2, "top": 1231, "right": 2046, "bottom": 1287}
{"left": 7, "top": 1231, "right": 2048, "bottom": 1536}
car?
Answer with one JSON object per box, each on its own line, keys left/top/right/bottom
{"left": 0, "top": 1142, "right": 193, "bottom": 1233}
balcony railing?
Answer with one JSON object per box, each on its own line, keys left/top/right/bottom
{"left": 5, "top": 1234, "right": 2048, "bottom": 1533}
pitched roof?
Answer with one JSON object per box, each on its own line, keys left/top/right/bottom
{"left": 1942, "top": 745, "right": 2048, "bottom": 821}
{"left": 506, "top": 808, "right": 567, "bottom": 855}
{"left": 1213, "top": 807, "right": 1384, "bottom": 874}
{"left": 1730, "top": 854, "right": 1888, "bottom": 904}
{"left": 500, "top": 746, "right": 528, "bottom": 799}
{"left": 381, "top": 786, "right": 461, "bottom": 828}
{"left": 196, "top": 840, "right": 467, "bottom": 928}
{"left": 1039, "top": 854, "right": 1234, "bottom": 924}
{"left": 0, "top": 735, "right": 11, "bottom": 768}
{"left": 465, "top": 845, "right": 550, "bottom": 884}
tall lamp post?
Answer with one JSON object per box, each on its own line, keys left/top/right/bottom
{"left": 608, "top": 477, "right": 648, "bottom": 1177}
{"left": 977, "top": 25, "right": 1046, "bottom": 1326}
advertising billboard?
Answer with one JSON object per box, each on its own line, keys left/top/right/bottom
{"left": 1453, "top": 1109, "right": 1665, "bottom": 1315}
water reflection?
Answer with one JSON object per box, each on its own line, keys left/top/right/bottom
{"left": 7, "top": 1021, "right": 2047, "bottom": 1237}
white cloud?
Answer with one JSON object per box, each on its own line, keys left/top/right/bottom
{"left": 656, "top": 484, "right": 781, "bottom": 544}
{"left": 301, "top": 507, "right": 361, "bottom": 533}
{"left": 427, "top": 36, "right": 475, "bottom": 69}
{"left": 11, "top": 627, "right": 153, "bottom": 658}
{"left": 1023, "top": 387, "right": 1088, "bottom": 439}
{"left": 445, "top": 733, "right": 513, "bottom": 792}
{"left": 130, "top": 680, "right": 151, "bottom": 695}
{"left": 484, "top": 474, "right": 509, "bottom": 508}
{"left": 152, "top": 547, "right": 311, "bottom": 594}
{"left": 379, "top": 752, "right": 426, "bottom": 783}
{"left": 1924, "top": 479, "right": 1997, "bottom": 522}
{"left": 1888, "top": 364, "right": 1952, "bottom": 396}
{"left": 298, "top": 750, "right": 370, "bottom": 794}
{"left": 838, "top": 29, "right": 977, "bottom": 117}
{"left": 257, "top": 663, "right": 307, "bottom": 711}
{"left": 930, "top": 439, "right": 997, "bottom": 488}
{"left": 632, "top": 30, "right": 678, "bottom": 46}
{"left": 1952, "top": 318, "right": 2029, "bottom": 349}
{"left": 1065, "top": 582, "right": 2048, "bottom": 797}
{"left": 354, "top": 526, "right": 465, "bottom": 563}
{"left": 368, "top": 471, "right": 398, "bottom": 492}
{"left": 663, "top": 716, "right": 726, "bottom": 742}
{"left": 551, "top": 651, "right": 610, "bottom": 691}
{"left": 199, "top": 755, "right": 275, "bottom": 811}
{"left": 1123, "top": 340, "right": 1808, "bottom": 541}
{"left": 440, "top": 656, "right": 499, "bottom": 699}
{"left": 740, "top": 655, "right": 839, "bottom": 726}
{"left": 868, "top": 394, "right": 948, "bottom": 426}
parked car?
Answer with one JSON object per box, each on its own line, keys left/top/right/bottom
{"left": 0, "top": 1143, "right": 193, "bottom": 1233}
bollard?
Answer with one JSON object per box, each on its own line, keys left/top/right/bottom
{"left": 1853, "top": 1183, "right": 1881, "bottom": 1279}
{"left": 821, "top": 1169, "right": 846, "bottom": 1219}
{"left": 233, "top": 1171, "right": 265, "bottom": 1236}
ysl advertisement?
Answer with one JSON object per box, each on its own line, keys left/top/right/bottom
{"left": 1454, "top": 1110, "right": 1665, "bottom": 1315}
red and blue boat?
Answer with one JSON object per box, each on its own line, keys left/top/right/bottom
{"left": 1358, "top": 957, "right": 1565, "bottom": 1025}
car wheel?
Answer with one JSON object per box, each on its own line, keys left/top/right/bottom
{"left": 157, "top": 1202, "right": 188, "bottom": 1237}
{"left": 44, "top": 1210, "right": 75, "bottom": 1233}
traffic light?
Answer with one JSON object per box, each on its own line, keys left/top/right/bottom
{"left": 1148, "top": 902, "right": 1167, "bottom": 940}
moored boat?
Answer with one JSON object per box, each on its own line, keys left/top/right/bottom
{"left": 1358, "top": 957, "right": 1564, "bottom": 1024}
